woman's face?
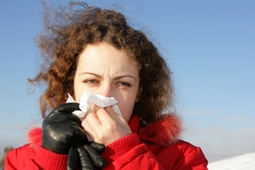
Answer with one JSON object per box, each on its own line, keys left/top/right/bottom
{"left": 74, "top": 42, "right": 140, "bottom": 122}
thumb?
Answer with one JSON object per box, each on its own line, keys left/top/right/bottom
{"left": 56, "top": 103, "right": 80, "bottom": 113}
{"left": 72, "top": 126, "right": 89, "bottom": 144}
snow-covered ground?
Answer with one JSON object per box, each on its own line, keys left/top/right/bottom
{"left": 208, "top": 152, "right": 255, "bottom": 170}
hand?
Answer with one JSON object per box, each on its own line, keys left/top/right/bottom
{"left": 42, "top": 103, "right": 88, "bottom": 154}
{"left": 42, "top": 103, "right": 107, "bottom": 170}
{"left": 81, "top": 106, "right": 132, "bottom": 146}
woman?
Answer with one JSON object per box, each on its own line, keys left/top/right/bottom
{"left": 5, "top": 2, "right": 208, "bottom": 169}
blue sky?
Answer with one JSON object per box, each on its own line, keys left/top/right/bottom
{"left": 0, "top": 0, "right": 254, "bottom": 163}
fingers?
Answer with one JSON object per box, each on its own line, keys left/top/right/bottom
{"left": 93, "top": 107, "right": 127, "bottom": 133}
{"left": 82, "top": 109, "right": 109, "bottom": 143}
{"left": 81, "top": 107, "right": 131, "bottom": 146}
{"left": 84, "top": 105, "right": 123, "bottom": 126}
{"left": 67, "top": 147, "right": 79, "bottom": 170}
{"left": 55, "top": 103, "right": 80, "bottom": 114}
{"left": 104, "top": 106, "right": 124, "bottom": 122}
{"left": 67, "top": 114, "right": 82, "bottom": 124}
{"left": 47, "top": 103, "right": 80, "bottom": 121}
{"left": 83, "top": 145, "right": 107, "bottom": 168}
{"left": 81, "top": 117, "right": 96, "bottom": 142}
{"left": 77, "top": 146, "right": 95, "bottom": 170}
{"left": 69, "top": 145, "right": 107, "bottom": 170}
{"left": 92, "top": 106, "right": 121, "bottom": 125}
{"left": 89, "top": 141, "right": 105, "bottom": 154}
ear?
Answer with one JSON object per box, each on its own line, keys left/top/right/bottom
{"left": 135, "top": 87, "right": 143, "bottom": 102}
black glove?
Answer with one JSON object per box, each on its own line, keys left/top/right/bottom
{"left": 68, "top": 141, "right": 107, "bottom": 170}
{"left": 42, "top": 103, "right": 88, "bottom": 154}
{"left": 42, "top": 103, "right": 107, "bottom": 170}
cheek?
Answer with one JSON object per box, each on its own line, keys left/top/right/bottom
{"left": 74, "top": 81, "right": 85, "bottom": 102}
{"left": 117, "top": 99, "right": 135, "bottom": 122}
{"left": 115, "top": 89, "right": 139, "bottom": 122}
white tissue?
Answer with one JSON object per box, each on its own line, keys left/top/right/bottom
{"left": 66, "top": 91, "right": 122, "bottom": 118}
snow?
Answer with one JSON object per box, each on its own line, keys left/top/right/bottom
{"left": 208, "top": 152, "right": 255, "bottom": 170}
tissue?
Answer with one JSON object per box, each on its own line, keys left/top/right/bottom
{"left": 66, "top": 91, "right": 122, "bottom": 118}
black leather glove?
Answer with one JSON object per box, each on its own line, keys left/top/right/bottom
{"left": 42, "top": 103, "right": 107, "bottom": 170}
{"left": 68, "top": 141, "right": 107, "bottom": 170}
{"left": 42, "top": 103, "right": 88, "bottom": 154}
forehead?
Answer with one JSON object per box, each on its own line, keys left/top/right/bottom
{"left": 77, "top": 42, "right": 139, "bottom": 73}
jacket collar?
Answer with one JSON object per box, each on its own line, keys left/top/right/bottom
{"left": 129, "top": 113, "right": 182, "bottom": 146}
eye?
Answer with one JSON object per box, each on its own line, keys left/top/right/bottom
{"left": 83, "top": 79, "right": 99, "bottom": 84}
{"left": 118, "top": 82, "right": 131, "bottom": 87}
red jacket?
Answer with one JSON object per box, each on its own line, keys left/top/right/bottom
{"left": 5, "top": 114, "right": 208, "bottom": 169}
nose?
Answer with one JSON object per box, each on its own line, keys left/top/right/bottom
{"left": 97, "top": 83, "right": 113, "bottom": 97}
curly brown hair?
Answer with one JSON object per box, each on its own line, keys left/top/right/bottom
{"left": 29, "top": 2, "right": 174, "bottom": 124}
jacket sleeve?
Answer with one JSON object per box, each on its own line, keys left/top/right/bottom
{"left": 101, "top": 134, "right": 208, "bottom": 170}
{"left": 168, "top": 140, "right": 208, "bottom": 170}
{"left": 174, "top": 146, "right": 208, "bottom": 170}
{"left": 102, "top": 133, "right": 164, "bottom": 170}
{"left": 5, "top": 144, "right": 68, "bottom": 170}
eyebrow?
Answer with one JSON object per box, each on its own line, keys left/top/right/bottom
{"left": 79, "top": 72, "right": 137, "bottom": 80}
